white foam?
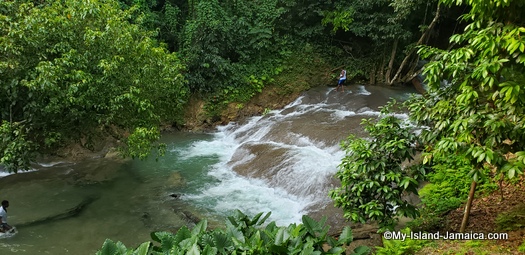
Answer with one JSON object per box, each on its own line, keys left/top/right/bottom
{"left": 185, "top": 168, "right": 307, "bottom": 226}
{"left": 356, "top": 85, "right": 371, "bottom": 95}
{"left": 0, "top": 227, "right": 18, "bottom": 239}
{"left": 37, "top": 161, "right": 67, "bottom": 167}
{"left": 0, "top": 169, "right": 37, "bottom": 178}
{"left": 177, "top": 85, "right": 415, "bottom": 225}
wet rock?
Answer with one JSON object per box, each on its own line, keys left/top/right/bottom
{"left": 104, "top": 147, "right": 121, "bottom": 160}
{"left": 180, "top": 210, "right": 201, "bottom": 225}
{"left": 0, "top": 178, "right": 99, "bottom": 227}
{"left": 351, "top": 223, "right": 380, "bottom": 240}
{"left": 140, "top": 212, "right": 152, "bottom": 227}
{"left": 167, "top": 172, "right": 186, "bottom": 187}
{"left": 16, "top": 196, "right": 98, "bottom": 228}
{"left": 169, "top": 194, "right": 181, "bottom": 199}
{"left": 0, "top": 158, "right": 125, "bottom": 228}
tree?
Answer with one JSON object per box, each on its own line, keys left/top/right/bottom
{"left": 178, "top": 0, "right": 287, "bottom": 94}
{"left": 409, "top": 0, "right": 525, "bottom": 232}
{"left": 330, "top": 103, "right": 426, "bottom": 231}
{"left": 0, "top": 0, "right": 188, "bottom": 172}
{"left": 323, "top": 0, "right": 440, "bottom": 85}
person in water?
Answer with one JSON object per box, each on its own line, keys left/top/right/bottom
{"left": 335, "top": 69, "right": 347, "bottom": 92}
{"left": 0, "top": 200, "right": 13, "bottom": 233}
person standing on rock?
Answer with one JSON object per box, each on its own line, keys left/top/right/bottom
{"left": 335, "top": 69, "right": 347, "bottom": 92}
{"left": 0, "top": 200, "right": 13, "bottom": 233}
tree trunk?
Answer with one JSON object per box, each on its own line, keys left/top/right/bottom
{"left": 378, "top": 54, "right": 387, "bottom": 84}
{"left": 369, "top": 65, "right": 377, "bottom": 85}
{"left": 389, "top": 4, "right": 442, "bottom": 85}
{"left": 460, "top": 181, "right": 477, "bottom": 232}
{"left": 385, "top": 39, "right": 399, "bottom": 84}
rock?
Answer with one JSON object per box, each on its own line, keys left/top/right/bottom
{"left": 180, "top": 210, "right": 201, "bottom": 225}
{"left": 16, "top": 196, "right": 98, "bottom": 228}
{"left": 73, "top": 159, "right": 123, "bottom": 184}
{"left": 169, "top": 194, "right": 181, "bottom": 199}
{"left": 167, "top": 172, "right": 186, "bottom": 187}
{"left": 351, "top": 223, "right": 380, "bottom": 239}
{"left": 0, "top": 177, "right": 98, "bottom": 227}
{"left": 104, "top": 147, "right": 121, "bottom": 159}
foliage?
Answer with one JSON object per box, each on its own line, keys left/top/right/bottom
{"left": 202, "top": 44, "right": 330, "bottom": 119}
{"left": 122, "top": 127, "right": 166, "bottom": 160}
{"left": 406, "top": 2, "right": 525, "bottom": 229}
{"left": 0, "top": 0, "right": 188, "bottom": 171}
{"left": 322, "top": 6, "right": 354, "bottom": 33}
{"left": 408, "top": 156, "right": 497, "bottom": 231}
{"left": 178, "top": 0, "right": 285, "bottom": 93}
{"left": 330, "top": 101, "right": 426, "bottom": 231}
{"left": 411, "top": 0, "right": 525, "bottom": 182}
{"left": 333, "top": 0, "right": 415, "bottom": 41}
{"left": 0, "top": 121, "right": 34, "bottom": 172}
{"left": 495, "top": 204, "right": 525, "bottom": 231}
{"left": 270, "top": 44, "right": 331, "bottom": 94}
{"left": 322, "top": 0, "right": 442, "bottom": 83}
{"left": 96, "top": 210, "right": 371, "bottom": 255}
{"left": 375, "top": 228, "right": 431, "bottom": 255}
{"left": 118, "top": 0, "right": 337, "bottom": 94}
{"left": 519, "top": 239, "right": 525, "bottom": 253}
{"left": 276, "top": 0, "right": 334, "bottom": 42}
{"left": 402, "top": 0, "right": 525, "bottom": 234}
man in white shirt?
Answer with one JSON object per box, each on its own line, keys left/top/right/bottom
{"left": 0, "top": 200, "right": 12, "bottom": 232}
{"left": 335, "top": 69, "right": 347, "bottom": 92}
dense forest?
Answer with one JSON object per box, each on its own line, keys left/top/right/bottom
{"left": 1, "top": 0, "right": 455, "bottom": 172}
{"left": 1, "top": 0, "right": 525, "bottom": 254}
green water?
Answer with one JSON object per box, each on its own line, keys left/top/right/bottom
{"left": 0, "top": 132, "right": 221, "bottom": 255}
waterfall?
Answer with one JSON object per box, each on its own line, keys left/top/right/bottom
{"left": 177, "top": 85, "right": 414, "bottom": 226}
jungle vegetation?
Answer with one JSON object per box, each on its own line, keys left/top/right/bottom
{"left": 1, "top": 0, "right": 524, "bottom": 254}
{"left": 1, "top": 0, "right": 449, "bottom": 173}
{"left": 330, "top": 0, "right": 525, "bottom": 253}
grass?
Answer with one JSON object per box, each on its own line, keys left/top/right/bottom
{"left": 417, "top": 239, "right": 520, "bottom": 255}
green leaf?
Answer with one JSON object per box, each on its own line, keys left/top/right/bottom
{"left": 352, "top": 246, "right": 372, "bottom": 255}
{"left": 256, "top": 212, "right": 272, "bottom": 226}
{"left": 508, "top": 167, "right": 516, "bottom": 179}
{"left": 302, "top": 215, "right": 319, "bottom": 237}
{"left": 227, "top": 223, "right": 245, "bottom": 243}
{"left": 97, "top": 239, "right": 119, "bottom": 255}
{"left": 212, "top": 232, "right": 231, "bottom": 252}
{"left": 192, "top": 220, "right": 208, "bottom": 236}
{"left": 133, "top": 242, "right": 151, "bottom": 255}
{"left": 338, "top": 226, "right": 354, "bottom": 245}
{"left": 187, "top": 243, "right": 201, "bottom": 255}
{"left": 201, "top": 245, "right": 217, "bottom": 255}
{"left": 274, "top": 228, "right": 290, "bottom": 245}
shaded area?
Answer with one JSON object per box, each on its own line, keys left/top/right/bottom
{"left": 16, "top": 196, "right": 99, "bottom": 228}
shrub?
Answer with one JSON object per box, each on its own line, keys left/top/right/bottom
{"left": 96, "top": 210, "right": 371, "bottom": 255}
{"left": 375, "top": 228, "right": 431, "bottom": 255}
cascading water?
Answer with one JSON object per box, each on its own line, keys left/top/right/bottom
{"left": 0, "top": 84, "right": 417, "bottom": 254}
{"left": 173, "top": 85, "right": 415, "bottom": 227}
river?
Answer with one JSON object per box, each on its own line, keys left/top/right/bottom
{"left": 0, "top": 84, "right": 417, "bottom": 254}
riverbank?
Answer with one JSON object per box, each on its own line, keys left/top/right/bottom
{"left": 39, "top": 51, "right": 335, "bottom": 162}
{"left": 415, "top": 177, "right": 525, "bottom": 254}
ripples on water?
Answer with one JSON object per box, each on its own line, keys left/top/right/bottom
{"left": 172, "top": 85, "right": 416, "bottom": 226}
